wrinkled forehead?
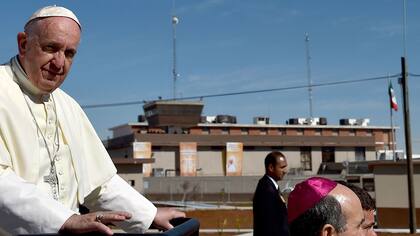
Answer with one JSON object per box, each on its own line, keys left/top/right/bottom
{"left": 28, "top": 17, "right": 81, "bottom": 38}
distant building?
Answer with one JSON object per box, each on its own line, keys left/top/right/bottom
{"left": 369, "top": 160, "right": 420, "bottom": 229}
{"left": 106, "top": 101, "right": 395, "bottom": 177}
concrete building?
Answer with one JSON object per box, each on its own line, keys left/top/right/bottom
{"left": 370, "top": 161, "right": 420, "bottom": 228}
{"left": 106, "top": 102, "right": 394, "bottom": 177}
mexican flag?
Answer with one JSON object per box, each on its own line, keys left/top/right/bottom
{"left": 388, "top": 81, "right": 398, "bottom": 111}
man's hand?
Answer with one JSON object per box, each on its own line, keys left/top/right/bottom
{"left": 152, "top": 208, "right": 186, "bottom": 231}
{"left": 60, "top": 211, "right": 132, "bottom": 235}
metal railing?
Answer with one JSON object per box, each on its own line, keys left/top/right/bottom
{"left": 20, "top": 218, "right": 199, "bottom": 236}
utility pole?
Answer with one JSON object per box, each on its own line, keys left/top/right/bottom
{"left": 305, "top": 33, "right": 313, "bottom": 118}
{"left": 401, "top": 0, "right": 416, "bottom": 233}
{"left": 401, "top": 57, "right": 417, "bottom": 233}
{"left": 172, "top": 0, "right": 179, "bottom": 99}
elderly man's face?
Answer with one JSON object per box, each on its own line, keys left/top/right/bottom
{"left": 330, "top": 184, "right": 367, "bottom": 236}
{"left": 18, "top": 17, "right": 80, "bottom": 93}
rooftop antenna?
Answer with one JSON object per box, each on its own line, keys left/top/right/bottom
{"left": 172, "top": 0, "right": 179, "bottom": 100}
{"left": 305, "top": 32, "right": 314, "bottom": 118}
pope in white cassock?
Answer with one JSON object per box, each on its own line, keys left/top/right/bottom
{"left": 0, "top": 5, "right": 185, "bottom": 235}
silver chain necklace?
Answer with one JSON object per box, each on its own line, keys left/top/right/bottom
{"left": 21, "top": 91, "right": 61, "bottom": 200}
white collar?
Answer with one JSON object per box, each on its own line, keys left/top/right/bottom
{"left": 10, "top": 55, "right": 50, "bottom": 102}
{"left": 267, "top": 175, "right": 279, "bottom": 190}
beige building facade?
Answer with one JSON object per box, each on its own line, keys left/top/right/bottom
{"left": 107, "top": 122, "right": 392, "bottom": 177}
{"left": 370, "top": 161, "right": 420, "bottom": 228}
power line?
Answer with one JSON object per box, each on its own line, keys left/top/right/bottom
{"left": 82, "top": 73, "right": 401, "bottom": 109}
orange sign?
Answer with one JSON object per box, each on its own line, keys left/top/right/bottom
{"left": 226, "top": 142, "right": 243, "bottom": 176}
{"left": 133, "top": 142, "right": 152, "bottom": 177}
{"left": 180, "top": 142, "right": 197, "bottom": 176}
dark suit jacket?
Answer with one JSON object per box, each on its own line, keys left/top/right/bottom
{"left": 253, "top": 175, "right": 289, "bottom": 236}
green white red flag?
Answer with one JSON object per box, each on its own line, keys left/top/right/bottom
{"left": 388, "top": 81, "right": 398, "bottom": 111}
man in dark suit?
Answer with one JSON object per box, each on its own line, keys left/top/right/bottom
{"left": 253, "top": 151, "right": 289, "bottom": 236}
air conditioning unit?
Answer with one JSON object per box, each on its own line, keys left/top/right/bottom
{"left": 340, "top": 118, "right": 357, "bottom": 126}
{"left": 356, "top": 118, "right": 370, "bottom": 126}
{"left": 340, "top": 118, "right": 369, "bottom": 126}
{"left": 319, "top": 117, "right": 327, "bottom": 125}
{"left": 288, "top": 118, "right": 299, "bottom": 125}
{"left": 254, "top": 116, "right": 270, "bottom": 125}
{"left": 215, "top": 115, "right": 237, "bottom": 124}
{"left": 201, "top": 116, "right": 216, "bottom": 123}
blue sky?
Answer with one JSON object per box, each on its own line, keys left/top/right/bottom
{"left": 1, "top": 1, "right": 420, "bottom": 154}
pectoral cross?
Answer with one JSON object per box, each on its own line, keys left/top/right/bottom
{"left": 43, "top": 165, "right": 59, "bottom": 200}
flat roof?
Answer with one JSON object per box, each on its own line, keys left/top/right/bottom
{"left": 368, "top": 160, "right": 420, "bottom": 167}
{"left": 129, "top": 133, "right": 376, "bottom": 147}
{"left": 109, "top": 122, "right": 395, "bottom": 131}
{"left": 112, "top": 158, "right": 155, "bottom": 165}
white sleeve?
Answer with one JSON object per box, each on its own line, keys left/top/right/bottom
{"left": 84, "top": 174, "right": 157, "bottom": 233}
{"left": 0, "top": 167, "right": 76, "bottom": 235}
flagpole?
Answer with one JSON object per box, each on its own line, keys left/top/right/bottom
{"left": 391, "top": 109, "right": 396, "bottom": 161}
{"left": 388, "top": 77, "right": 396, "bottom": 162}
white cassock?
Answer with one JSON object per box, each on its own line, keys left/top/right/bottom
{"left": 0, "top": 56, "right": 157, "bottom": 235}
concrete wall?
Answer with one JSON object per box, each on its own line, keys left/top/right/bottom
{"left": 374, "top": 165, "right": 420, "bottom": 208}
{"left": 147, "top": 147, "right": 377, "bottom": 177}
{"left": 242, "top": 151, "right": 265, "bottom": 176}
{"left": 151, "top": 149, "right": 176, "bottom": 174}
{"left": 311, "top": 148, "right": 323, "bottom": 175}
{"left": 372, "top": 163, "right": 420, "bottom": 228}
{"left": 366, "top": 147, "right": 376, "bottom": 161}
{"left": 143, "top": 176, "right": 310, "bottom": 195}
{"left": 335, "top": 147, "right": 356, "bottom": 163}
{"left": 197, "top": 150, "right": 224, "bottom": 176}
{"left": 118, "top": 173, "right": 144, "bottom": 193}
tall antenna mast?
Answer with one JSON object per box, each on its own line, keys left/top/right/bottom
{"left": 172, "top": 0, "right": 179, "bottom": 99}
{"left": 305, "top": 32, "right": 314, "bottom": 118}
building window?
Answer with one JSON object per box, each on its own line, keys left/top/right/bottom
{"left": 315, "top": 129, "right": 321, "bottom": 136}
{"left": 366, "top": 130, "right": 373, "bottom": 136}
{"left": 202, "top": 127, "right": 210, "bottom": 134}
{"left": 332, "top": 130, "right": 338, "bottom": 136}
{"left": 211, "top": 146, "right": 223, "bottom": 151}
{"left": 241, "top": 128, "right": 248, "bottom": 135}
{"left": 355, "top": 147, "right": 366, "bottom": 161}
{"left": 300, "top": 147, "right": 312, "bottom": 171}
{"left": 362, "top": 178, "right": 375, "bottom": 192}
{"left": 243, "top": 146, "right": 255, "bottom": 151}
{"left": 297, "top": 129, "right": 304, "bottom": 135}
{"left": 322, "top": 147, "right": 335, "bottom": 163}
{"left": 260, "top": 128, "right": 267, "bottom": 135}
{"left": 349, "top": 129, "right": 356, "bottom": 136}
{"left": 278, "top": 128, "right": 285, "bottom": 135}
{"left": 221, "top": 127, "right": 229, "bottom": 135}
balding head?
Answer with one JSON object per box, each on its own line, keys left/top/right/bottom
{"left": 288, "top": 177, "right": 366, "bottom": 236}
{"left": 327, "top": 184, "right": 366, "bottom": 235}
{"left": 264, "top": 151, "right": 287, "bottom": 181}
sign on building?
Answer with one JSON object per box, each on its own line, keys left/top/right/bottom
{"left": 133, "top": 142, "right": 152, "bottom": 177}
{"left": 180, "top": 142, "right": 198, "bottom": 176}
{"left": 226, "top": 142, "right": 243, "bottom": 176}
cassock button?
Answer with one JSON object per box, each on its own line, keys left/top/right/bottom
{"left": 58, "top": 171, "right": 63, "bottom": 175}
